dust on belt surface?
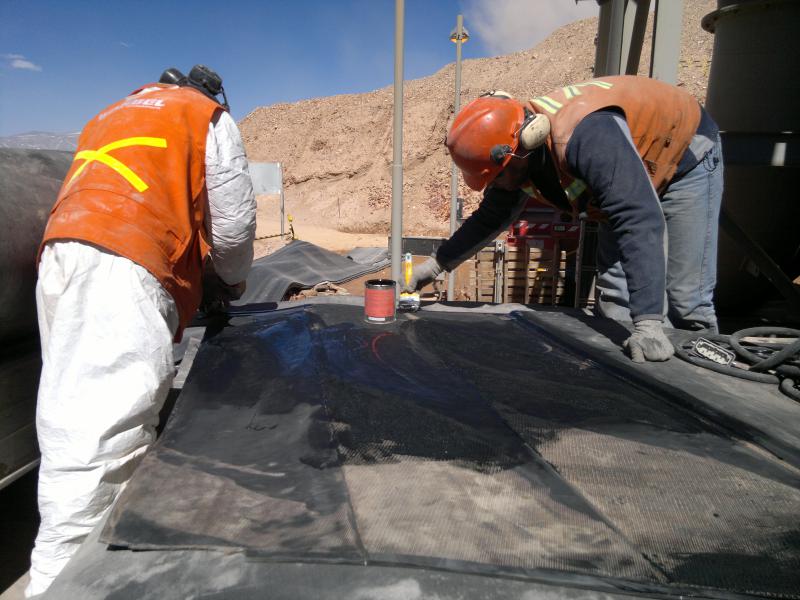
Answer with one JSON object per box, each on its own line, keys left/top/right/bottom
{"left": 103, "top": 304, "right": 800, "bottom": 598}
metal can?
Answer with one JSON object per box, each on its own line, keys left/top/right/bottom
{"left": 364, "top": 279, "right": 396, "bottom": 324}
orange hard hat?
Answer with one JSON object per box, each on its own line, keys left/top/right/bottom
{"left": 445, "top": 93, "right": 526, "bottom": 191}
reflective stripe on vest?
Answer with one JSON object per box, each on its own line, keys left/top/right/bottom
{"left": 531, "top": 96, "right": 563, "bottom": 114}
{"left": 564, "top": 179, "right": 587, "bottom": 202}
{"left": 66, "top": 136, "right": 168, "bottom": 193}
{"left": 533, "top": 79, "right": 615, "bottom": 115}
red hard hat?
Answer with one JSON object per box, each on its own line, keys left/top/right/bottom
{"left": 445, "top": 94, "right": 526, "bottom": 191}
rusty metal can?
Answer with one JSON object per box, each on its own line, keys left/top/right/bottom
{"left": 364, "top": 279, "right": 396, "bottom": 324}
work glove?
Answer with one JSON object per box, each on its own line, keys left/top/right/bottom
{"left": 402, "top": 256, "right": 444, "bottom": 293}
{"left": 200, "top": 273, "right": 246, "bottom": 315}
{"left": 622, "top": 319, "right": 674, "bottom": 363}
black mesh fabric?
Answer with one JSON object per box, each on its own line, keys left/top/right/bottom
{"left": 104, "top": 308, "right": 363, "bottom": 558}
{"left": 103, "top": 305, "right": 800, "bottom": 598}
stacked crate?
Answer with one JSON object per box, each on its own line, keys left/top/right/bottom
{"left": 470, "top": 243, "right": 570, "bottom": 305}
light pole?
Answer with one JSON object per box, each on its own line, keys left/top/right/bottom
{"left": 447, "top": 15, "right": 468, "bottom": 301}
{"left": 390, "top": 0, "right": 405, "bottom": 290}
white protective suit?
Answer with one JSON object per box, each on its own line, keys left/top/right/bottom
{"left": 25, "top": 107, "right": 256, "bottom": 598}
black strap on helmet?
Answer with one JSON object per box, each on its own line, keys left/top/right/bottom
{"left": 490, "top": 144, "right": 513, "bottom": 165}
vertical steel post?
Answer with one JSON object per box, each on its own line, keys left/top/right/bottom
{"left": 594, "top": 0, "right": 626, "bottom": 77}
{"left": 390, "top": 0, "right": 405, "bottom": 289}
{"left": 604, "top": 0, "right": 626, "bottom": 76}
{"left": 594, "top": 0, "right": 611, "bottom": 76}
{"left": 279, "top": 163, "right": 285, "bottom": 239}
{"left": 574, "top": 218, "right": 586, "bottom": 309}
{"left": 620, "top": 0, "right": 651, "bottom": 74}
{"left": 447, "top": 14, "right": 465, "bottom": 301}
{"left": 650, "top": 0, "right": 683, "bottom": 84}
{"left": 594, "top": 0, "right": 624, "bottom": 76}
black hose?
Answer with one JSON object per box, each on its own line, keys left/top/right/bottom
{"left": 729, "top": 327, "right": 800, "bottom": 375}
{"left": 780, "top": 378, "right": 800, "bottom": 402}
{"left": 674, "top": 328, "right": 800, "bottom": 401}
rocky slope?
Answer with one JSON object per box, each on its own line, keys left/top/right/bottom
{"left": 239, "top": 0, "right": 716, "bottom": 237}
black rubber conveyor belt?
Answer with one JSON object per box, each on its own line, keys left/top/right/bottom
{"left": 233, "top": 240, "right": 389, "bottom": 304}
{"left": 102, "top": 304, "right": 800, "bottom": 599}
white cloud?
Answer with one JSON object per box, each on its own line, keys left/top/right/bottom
{"left": 2, "top": 53, "right": 43, "bottom": 71}
{"left": 463, "top": 0, "right": 599, "bottom": 56}
{"left": 119, "top": 42, "right": 133, "bottom": 48}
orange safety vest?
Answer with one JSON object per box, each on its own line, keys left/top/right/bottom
{"left": 40, "top": 83, "right": 222, "bottom": 338}
{"left": 526, "top": 75, "right": 701, "bottom": 194}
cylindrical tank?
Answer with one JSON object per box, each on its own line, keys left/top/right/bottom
{"left": 0, "top": 149, "right": 72, "bottom": 343}
{"left": 702, "top": 0, "right": 800, "bottom": 310}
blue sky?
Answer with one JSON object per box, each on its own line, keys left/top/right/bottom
{"left": 0, "top": 0, "right": 597, "bottom": 137}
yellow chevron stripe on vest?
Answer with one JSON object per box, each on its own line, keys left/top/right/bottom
{"left": 68, "top": 137, "right": 168, "bottom": 192}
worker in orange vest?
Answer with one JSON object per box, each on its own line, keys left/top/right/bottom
{"left": 26, "top": 65, "right": 257, "bottom": 597}
{"left": 406, "top": 76, "right": 723, "bottom": 363}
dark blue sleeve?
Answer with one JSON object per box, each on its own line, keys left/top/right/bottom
{"left": 565, "top": 110, "right": 665, "bottom": 321}
{"left": 435, "top": 186, "right": 527, "bottom": 271}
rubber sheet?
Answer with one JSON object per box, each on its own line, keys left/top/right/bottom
{"left": 234, "top": 241, "right": 389, "bottom": 304}
{"left": 103, "top": 304, "right": 800, "bottom": 599}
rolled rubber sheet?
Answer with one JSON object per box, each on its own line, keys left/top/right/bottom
{"left": 234, "top": 241, "right": 389, "bottom": 304}
{"left": 103, "top": 304, "right": 800, "bottom": 598}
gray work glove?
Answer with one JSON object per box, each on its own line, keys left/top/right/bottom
{"left": 402, "top": 256, "right": 444, "bottom": 293}
{"left": 622, "top": 319, "right": 674, "bottom": 363}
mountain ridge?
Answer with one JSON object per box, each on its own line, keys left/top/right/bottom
{"left": 239, "top": 0, "right": 715, "bottom": 237}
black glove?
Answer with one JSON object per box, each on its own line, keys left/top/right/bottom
{"left": 201, "top": 272, "right": 246, "bottom": 315}
{"left": 622, "top": 319, "right": 674, "bottom": 363}
{"left": 402, "top": 257, "right": 444, "bottom": 293}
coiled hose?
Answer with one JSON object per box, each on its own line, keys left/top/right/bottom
{"left": 674, "top": 327, "right": 800, "bottom": 401}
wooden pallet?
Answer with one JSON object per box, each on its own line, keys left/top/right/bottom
{"left": 465, "top": 243, "right": 594, "bottom": 307}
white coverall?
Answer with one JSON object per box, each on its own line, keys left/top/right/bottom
{"left": 26, "top": 106, "right": 256, "bottom": 597}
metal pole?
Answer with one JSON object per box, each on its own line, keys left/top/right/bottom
{"left": 279, "top": 163, "right": 285, "bottom": 239}
{"left": 447, "top": 14, "right": 464, "bottom": 302}
{"left": 605, "top": 0, "right": 625, "bottom": 76}
{"left": 574, "top": 217, "right": 586, "bottom": 309}
{"left": 650, "top": 0, "right": 683, "bottom": 84}
{"left": 593, "top": 0, "right": 611, "bottom": 77}
{"left": 390, "top": 0, "right": 405, "bottom": 289}
{"left": 620, "top": 0, "right": 651, "bottom": 75}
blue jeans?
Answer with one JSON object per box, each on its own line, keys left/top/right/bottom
{"left": 596, "top": 136, "right": 724, "bottom": 331}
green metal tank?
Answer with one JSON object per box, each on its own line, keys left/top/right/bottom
{"left": 702, "top": 0, "right": 800, "bottom": 310}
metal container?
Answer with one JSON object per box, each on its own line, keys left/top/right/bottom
{"left": 364, "top": 279, "right": 396, "bottom": 324}
{"left": 702, "top": 0, "right": 800, "bottom": 309}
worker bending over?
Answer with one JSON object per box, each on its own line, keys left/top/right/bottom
{"left": 407, "top": 75, "right": 723, "bottom": 363}
{"left": 27, "top": 65, "right": 256, "bottom": 596}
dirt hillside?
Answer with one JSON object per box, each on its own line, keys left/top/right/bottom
{"left": 240, "top": 1, "right": 716, "bottom": 244}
